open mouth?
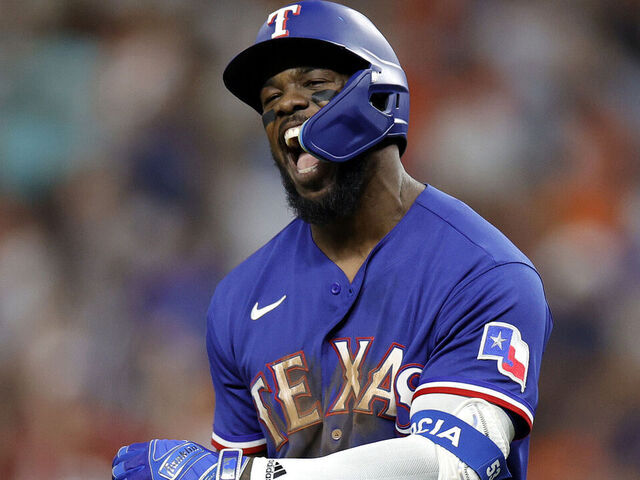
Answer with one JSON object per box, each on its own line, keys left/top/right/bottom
{"left": 283, "top": 126, "right": 320, "bottom": 174}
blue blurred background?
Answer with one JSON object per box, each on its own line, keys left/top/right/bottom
{"left": 1, "top": 1, "right": 639, "bottom": 478}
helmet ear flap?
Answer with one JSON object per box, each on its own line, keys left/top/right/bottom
{"left": 300, "top": 69, "right": 397, "bottom": 163}
{"left": 369, "top": 92, "right": 391, "bottom": 112}
{"left": 369, "top": 92, "right": 404, "bottom": 115}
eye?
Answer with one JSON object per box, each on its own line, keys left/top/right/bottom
{"left": 266, "top": 93, "right": 281, "bottom": 103}
{"left": 304, "top": 78, "right": 329, "bottom": 88}
{"left": 261, "top": 91, "right": 281, "bottom": 108}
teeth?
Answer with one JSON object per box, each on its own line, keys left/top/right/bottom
{"left": 298, "top": 165, "right": 317, "bottom": 174}
{"left": 284, "top": 126, "right": 300, "bottom": 147}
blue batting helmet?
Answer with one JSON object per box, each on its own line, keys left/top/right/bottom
{"left": 223, "top": 0, "right": 409, "bottom": 163}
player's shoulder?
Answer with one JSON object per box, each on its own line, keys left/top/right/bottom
{"left": 412, "top": 185, "right": 533, "bottom": 268}
{"left": 211, "top": 217, "right": 306, "bottom": 301}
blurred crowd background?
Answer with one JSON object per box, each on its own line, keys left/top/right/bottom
{"left": 1, "top": 0, "right": 639, "bottom": 478}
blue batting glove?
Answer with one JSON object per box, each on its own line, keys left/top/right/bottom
{"left": 112, "top": 439, "right": 220, "bottom": 480}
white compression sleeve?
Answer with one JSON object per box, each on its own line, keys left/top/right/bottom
{"left": 248, "top": 394, "right": 515, "bottom": 480}
{"left": 250, "top": 434, "right": 439, "bottom": 480}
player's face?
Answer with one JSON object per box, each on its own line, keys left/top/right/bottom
{"left": 260, "top": 67, "right": 350, "bottom": 195}
{"left": 260, "top": 67, "right": 370, "bottom": 224}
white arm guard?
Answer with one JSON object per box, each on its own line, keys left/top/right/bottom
{"left": 248, "top": 394, "right": 514, "bottom": 480}
{"left": 418, "top": 394, "right": 515, "bottom": 480}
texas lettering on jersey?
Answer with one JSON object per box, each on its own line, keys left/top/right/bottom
{"left": 249, "top": 338, "right": 422, "bottom": 449}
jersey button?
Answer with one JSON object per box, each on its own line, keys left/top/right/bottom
{"left": 331, "top": 428, "right": 342, "bottom": 441}
{"left": 330, "top": 282, "right": 341, "bottom": 295}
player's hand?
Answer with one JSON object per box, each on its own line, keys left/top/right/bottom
{"left": 112, "top": 439, "right": 220, "bottom": 480}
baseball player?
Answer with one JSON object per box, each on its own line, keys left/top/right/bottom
{"left": 112, "top": 2, "right": 552, "bottom": 480}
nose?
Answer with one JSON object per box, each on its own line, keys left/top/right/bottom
{"left": 275, "top": 87, "right": 309, "bottom": 116}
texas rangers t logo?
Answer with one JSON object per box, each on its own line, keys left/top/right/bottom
{"left": 477, "top": 322, "right": 529, "bottom": 392}
{"left": 267, "top": 5, "right": 301, "bottom": 39}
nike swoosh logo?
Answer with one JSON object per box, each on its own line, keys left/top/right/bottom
{"left": 251, "top": 295, "right": 287, "bottom": 320}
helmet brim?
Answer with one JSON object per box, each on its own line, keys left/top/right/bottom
{"left": 223, "top": 37, "right": 368, "bottom": 113}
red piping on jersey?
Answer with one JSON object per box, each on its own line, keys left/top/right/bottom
{"left": 211, "top": 437, "right": 267, "bottom": 455}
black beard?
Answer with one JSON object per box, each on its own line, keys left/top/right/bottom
{"left": 273, "top": 152, "right": 371, "bottom": 226}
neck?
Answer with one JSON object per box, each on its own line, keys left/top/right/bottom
{"left": 310, "top": 145, "right": 424, "bottom": 280}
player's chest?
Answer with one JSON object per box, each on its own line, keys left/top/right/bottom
{"left": 234, "top": 272, "right": 439, "bottom": 453}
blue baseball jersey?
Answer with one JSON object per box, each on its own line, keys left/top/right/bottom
{"left": 207, "top": 185, "right": 552, "bottom": 479}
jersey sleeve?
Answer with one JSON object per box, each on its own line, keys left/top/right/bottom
{"left": 206, "top": 295, "right": 267, "bottom": 454}
{"left": 415, "top": 262, "right": 552, "bottom": 438}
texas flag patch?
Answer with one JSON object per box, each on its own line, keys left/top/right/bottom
{"left": 478, "top": 322, "right": 529, "bottom": 392}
